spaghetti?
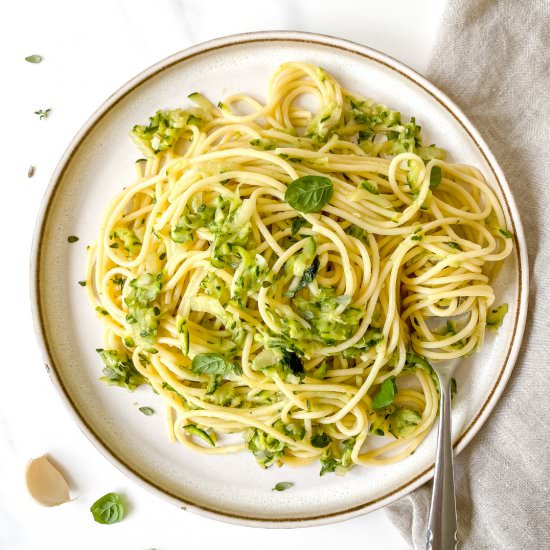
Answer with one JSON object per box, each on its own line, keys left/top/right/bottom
{"left": 86, "top": 62, "right": 513, "bottom": 473}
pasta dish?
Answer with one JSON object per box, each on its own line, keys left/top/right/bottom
{"left": 86, "top": 62, "right": 512, "bottom": 474}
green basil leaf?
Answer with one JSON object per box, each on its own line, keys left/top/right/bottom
{"left": 429, "top": 166, "right": 442, "bottom": 190}
{"left": 285, "top": 175, "right": 333, "bottom": 213}
{"left": 192, "top": 352, "right": 236, "bottom": 376}
{"left": 138, "top": 406, "right": 154, "bottom": 416}
{"left": 25, "top": 54, "right": 43, "bottom": 63}
{"left": 90, "top": 492, "right": 125, "bottom": 524}
{"left": 272, "top": 481, "right": 294, "bottom": 491}
{"left": 371, "top": 377, "right": 397, "bottom": 409}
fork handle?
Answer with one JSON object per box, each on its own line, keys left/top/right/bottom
{"left": 426, "top": 375, "right": 458, "bottom": 550}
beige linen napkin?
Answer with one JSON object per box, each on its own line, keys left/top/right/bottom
{"left": 386, "top": 1, "right": 550, "bottom": 548}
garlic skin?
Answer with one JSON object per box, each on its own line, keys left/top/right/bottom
{"left": 25, "top": 455, "right": 71, "bottom": 506}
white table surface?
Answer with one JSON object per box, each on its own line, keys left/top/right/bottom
{"left": 2, "top": 1, "right": 447, "bottom": 548}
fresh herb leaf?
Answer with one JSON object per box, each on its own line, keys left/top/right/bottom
{"left": 285, "top": 175, "right": 333, "bottom": 213}
{"left": 191, "top": 352, "right": 237, "bottom": 376}
{"left": 67, "top": 235, "right": 79, "bottom": 243}
{"left": 25, "top": 54, "right": 43, "bottom": 63}
{"left": 272, "top": 481, "right": 294, "bottom": 491}
{"left": 78, "top": 280, "right": 87, "bottom": 286}
{"left": 90, "top": 492, "right": 125, "bottom": 524}
{"left": 499, "top": 228, "right": 513, "bottom": 238}
{"left": 138, "top": 406, "right": 154, "bottom": 416}
{"left": 35, "top": 108, "right": 51, "bottom": 120}
{"left": 429, "top": 166, "right": 442, "bottom": 190}
{"left": 371, "top": 377, "right": 397, "bottom": 409}
{"left": 310, "top": 433, "right": 331, "bottom": 448}
{"left": 446, "top": 241, "right": 461, "bottom": 250}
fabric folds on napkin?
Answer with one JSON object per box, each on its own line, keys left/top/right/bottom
{"left": 386, "top": 1, "right": 550, "bottom": 548}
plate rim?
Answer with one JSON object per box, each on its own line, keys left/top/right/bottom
{"left": 30, "top": 30, "right": 529, "bottom": 528}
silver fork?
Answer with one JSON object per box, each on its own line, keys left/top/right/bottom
{"left": 426, "top": 361, "right": 459, "bottom": 550}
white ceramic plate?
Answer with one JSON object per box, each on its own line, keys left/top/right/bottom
{"left": 31, "top": 31, "right": 528, "bottom": 528}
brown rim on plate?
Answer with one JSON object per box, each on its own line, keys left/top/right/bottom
{"left": 30, "top": 31, "right": 528, "bottom": 527}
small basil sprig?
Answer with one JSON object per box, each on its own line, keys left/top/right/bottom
{"left": 371, "top": 377, "right": 397, "bottom": 409}
{"left": 90, "top": 492, "right": 126, "bottom": 524}
{"left": 191, "top": 352, "right": 237, "bottom": 376}
{"left": 285, "top": 175, "right": 333, "bottom": 213}
{"left": 35, "top": 108, "right": 51, "bottom": 120}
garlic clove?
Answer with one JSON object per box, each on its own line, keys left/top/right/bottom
{"left": 25, "top": 455, "right": 71, "bottom": 506}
